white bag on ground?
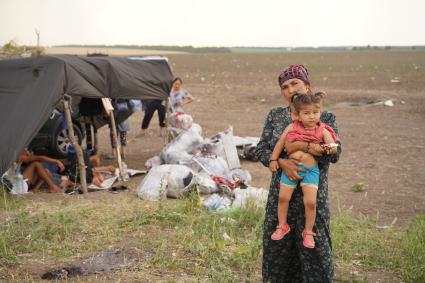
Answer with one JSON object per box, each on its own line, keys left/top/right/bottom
{"left": 188, "top": 155, "right": 231, "bottom": 179}
{"left": 230, "top": 168, "right": 252, "bottom": 185}
{"left": 136, "top": 164, "right": 195, "bottom": 201}
{"left": 203, "top": 194, "right": 232, "bottom": 211}
{"left": 232, "top": 187, "right": 268, "bottom": 209}
{"left": 161, "top": 124, "right": 204, "bottom": 164}
{"left": 194, "top": 172, "right": 220, "bottom": 194}
{"left": 2, "top": 163, "right": 28, "bottom": 195}
{"left": 145, "top": 156, "right": 162, "bottom": 170}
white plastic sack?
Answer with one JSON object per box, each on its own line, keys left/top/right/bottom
{"left": 145, "top": 156, "right": 163, "bottom": 170}
{"left": 2, "top": 164, "right": 28, "bottom": 195}
{"left": 230, "top": 168, "right": 252, "bottom": 186}
{"left": 232, "top": 187, "right": 268, "bottom": 209}
{"left": 169, "top": 113, "right": 193, "bottom": 129}
{"left": 161, "top": 124, "right": 204, "bottom": 164}
{"left": 201, "top": 127, "right": 240, "bottom": 170}
{"left": 186, "top": 155, "right": 231, "bottom": 180}
{"left": 194, "top": 172, "right": 220, "bottom": 194}
{"left": 136, "top": 164, "right": 195, "bottom": 201}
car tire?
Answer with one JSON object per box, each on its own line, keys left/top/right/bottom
{"left": 51, "top": 124, "right": 83, "bottom": 158}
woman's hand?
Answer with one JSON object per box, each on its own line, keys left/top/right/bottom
{"left": 268, "top": 160, "right": 279, "bottom": 172}
{"left": 278, "top": 158, "right": 306, "bottom": 181}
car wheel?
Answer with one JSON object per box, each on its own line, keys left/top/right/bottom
{"left": 51, "top": 124, "right": 82, "bottom": 158}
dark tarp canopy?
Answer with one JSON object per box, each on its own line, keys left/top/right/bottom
{"left": 0, "top": 55, "right": 173, "bottom": 176}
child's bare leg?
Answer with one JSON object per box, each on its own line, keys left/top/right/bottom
{"left": 37, "top": 164, "right": 61, "bottom": 193}
{"left": 277, "top": 185, "right": 295, "bottom": 226}
{"left": 92, "top": 175, "right": 103, "bottom": 188}
{"left": 271, "top": 184, "right": 295, "bottom": 240}
{"left": 22, "top": 163, "right": 37, "bottom": 184}
{"left": 31, "top": 178, "right": 44, "bottom": 192}
{"left": 23, "top": 162, "right": 61, "bottom": 193}
{"left": 301, "top": 185, "right": 318, "bottom": 243}
{"left": 94, "top": 165, "right": 116, "bottom": 176}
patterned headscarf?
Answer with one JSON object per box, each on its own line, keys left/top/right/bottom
{"left": 278, "top": 64, "right": 310, "bottom": 87}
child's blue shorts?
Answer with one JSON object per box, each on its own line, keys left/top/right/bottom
{"left": 280, "top": 164, "right": 319, "bottom": 189}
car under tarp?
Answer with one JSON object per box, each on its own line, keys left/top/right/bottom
{"left": 0, "top": 55, "right": 173, "bottom": 176}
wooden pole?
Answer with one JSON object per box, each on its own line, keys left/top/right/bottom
{"left": 63, "top": 97, "right": 88, "bottom": 194}
{"left": 109, "top": 113, "right": 125, "bottom": 178}
{"left": 163, "top": 99, "right": 171, "bottom": 145}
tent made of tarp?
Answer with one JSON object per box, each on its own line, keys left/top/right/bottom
{"left": 0, "top": 55, "right": 173, "bottom": 176}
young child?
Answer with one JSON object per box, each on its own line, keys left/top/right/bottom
{"left": 268, "top": 91, "right": 338, "bottom": 248}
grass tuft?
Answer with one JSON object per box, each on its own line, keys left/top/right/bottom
{"left": 1, "top": 191, "right": 424, "bottom": 282}
{"left": 400, "top": 215, "right": 425, "bottom": 282}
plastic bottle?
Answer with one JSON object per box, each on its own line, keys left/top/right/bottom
{"left": 12, "top": 173, "right": 28, "bottom": 194}
{"left": 121, "top": 161, "right": 129, "bottom": 181}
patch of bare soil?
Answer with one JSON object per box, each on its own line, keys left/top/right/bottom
{"left": 41, "top": 248, "right": 138, "bottom": 280}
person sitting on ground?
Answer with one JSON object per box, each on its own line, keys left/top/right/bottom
{"left": 18, "top": 149, "right": 65, "bottom": 193}
{"left": 89, "top": 153, "right": 117, "bottom": 188}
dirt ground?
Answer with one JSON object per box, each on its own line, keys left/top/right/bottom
{"left": 96, "top": 51, "right": 425, "bottom": 227}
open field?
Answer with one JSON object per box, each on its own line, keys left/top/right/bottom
{"left": 1, "top": 50, "right": 425, "bottom": 281}
{"left": 45, "top": 47, "right": 186, "bottom": 56}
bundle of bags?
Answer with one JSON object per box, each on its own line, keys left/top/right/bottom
{"left": 136, "top": 113, "right": 265, "bottom": 208}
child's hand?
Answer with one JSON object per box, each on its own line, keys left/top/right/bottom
{"left": 269, "top": 160, "right": 279, "bottom": 172}
{"left": 321, "top": 143, "right": 338, "bottom": 155}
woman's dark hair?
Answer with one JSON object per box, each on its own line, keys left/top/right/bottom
{"left": 172, "top": 77, "right": 183, "bottom": 85}
{"left": 291, "top": 91, "right": 326, "bottom": 113}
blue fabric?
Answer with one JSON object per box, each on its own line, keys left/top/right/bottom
{"left": 41, "top": 162, "right": 58, "bottom": 174}
{"left": 280, "top": 163, "right": 319, "bottom": 188}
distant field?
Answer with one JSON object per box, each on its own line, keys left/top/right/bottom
{"left": 45, "top": 47, "right": 186, "bottom": 56}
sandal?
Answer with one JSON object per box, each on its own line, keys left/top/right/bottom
{"left": 271, "top": 223, "right": 291, "bottom": 240}
{"left": 302, "top": 230, "right": 317, "bottom": 249}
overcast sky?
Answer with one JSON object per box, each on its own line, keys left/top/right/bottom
{"left": 1, "top": 0, "right": 424, "bottom": 47}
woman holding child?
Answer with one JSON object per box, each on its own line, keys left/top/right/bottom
{"left": 256, "top": 64, "right": 341, "bottom": 282}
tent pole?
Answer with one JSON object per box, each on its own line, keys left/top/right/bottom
{"left": 63, "top": 96, "right": 88, "bottom": 194}
{"left": 163, "top": 99, "right": 171, "bottom": 145}
{"left": 109, "top": 112, "right": 125, "bottom": 178}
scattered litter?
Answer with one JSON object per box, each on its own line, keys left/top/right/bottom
{"left": 42, "top": 266, "right": 83, "bottom": 280}
{"left": 232, "top": 187, "right": 268, "bottom": 209}
{"left": 222, "top": 232, "right": 233, "bottom": 241}
{"left": 202, "top": 194, "right": 232, "bottom": 211}
{"left": 220, "top": 217, "right": 237, "bottom": 224}
{"left": 376, "top": 217, "right": 398, "bottom": 229}
{"left": 137, "top": 165, "right": 194, "bottom": 200}
{"left": 390, "top": 79, "right": 400, "bottom": 83}
{"left": 1, "top": 163, "right": 28, "bottom": 194}
{"left": 372, "top": 99, "right": 396, "bottom": 107}
{"left": 233, "top": 136, "right": 259, "bottom": 161}
{"left": 383, "top": 100, "right": 394, "bottom": 107}
{"left": 145, "top": 156, "right": 162, "bottom": 170}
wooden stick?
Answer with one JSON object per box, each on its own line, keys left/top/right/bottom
{"left": 63, "top": 98, "right": 88, "bottom": 194}
{"left": 109, "top": 112, "right": 125, "bottom": 178}
{"left": 163, "top": 99, "right": 171, "bottom": 144}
